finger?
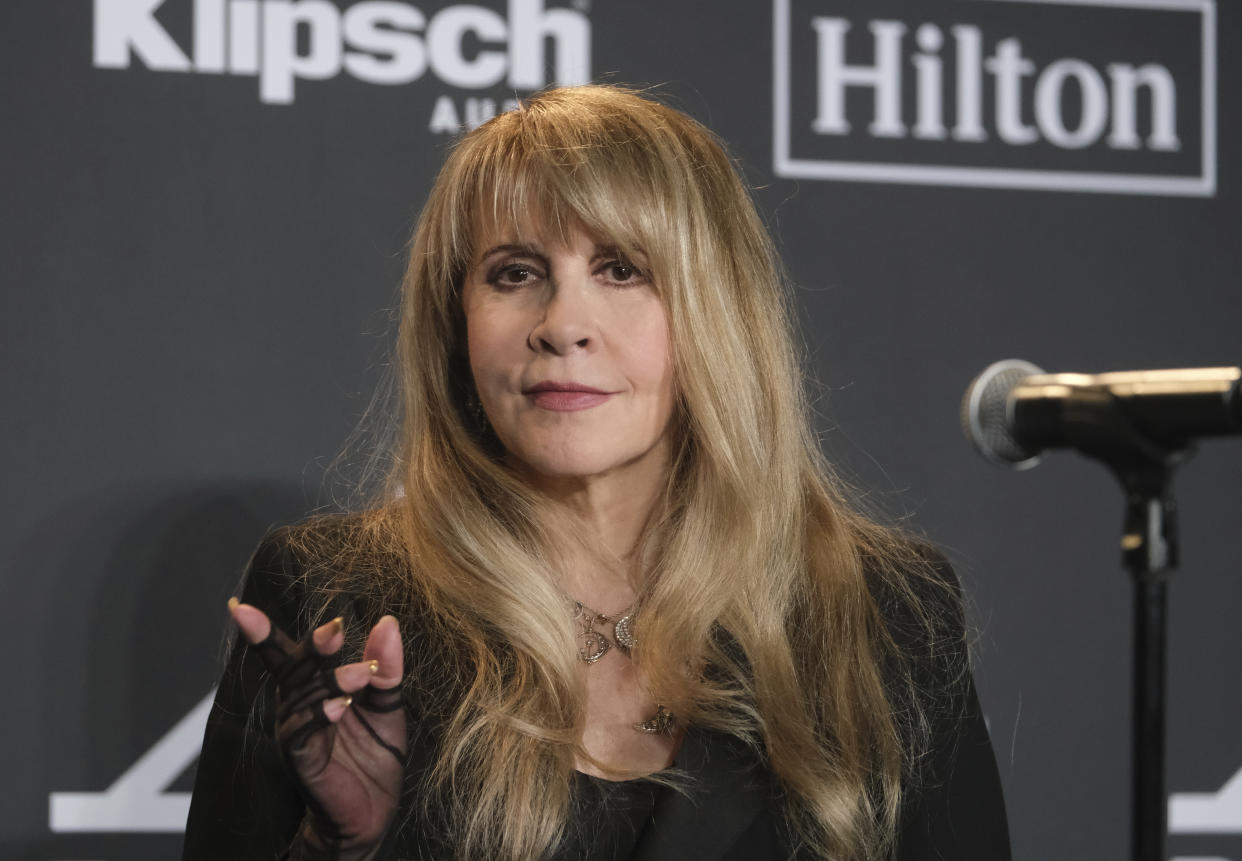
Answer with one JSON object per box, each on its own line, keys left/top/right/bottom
{"left": 321, "top": 694, "right": 354, "bottom": 722}
{"left": 357, "top": 616, "right": 405, "bottom": 715}
{"left": 361, "top": 615, "right": 404, "bottom": 688}
{"left": 228, "top": 597, "right": 272, "bottom": 645}
{"left": 333, "top": 659, "right": 380, "bottom": 695}
{"left": 230, "top": 598, "right": 308, "bottom": 682}
{"left": 279, "top": 695, "right": 354, "bottom": 737}
{"left": 311, "top": 616, "right": 345, "bottom": 656}
{"left": 276, "top": 698, "right": 341, "bottom": 778}
{"left": 277, "top": 697, "right": 335, "bottom": 748}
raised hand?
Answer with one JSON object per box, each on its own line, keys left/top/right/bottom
{"left": 229, "top": 599, "right": 407, "bottom": 861}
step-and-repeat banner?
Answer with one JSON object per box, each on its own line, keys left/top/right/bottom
{"left": 5, "top": 2, "right": 1239, "bottom": 859}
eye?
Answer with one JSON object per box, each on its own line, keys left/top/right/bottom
{"left": 488, "top": 263, "right": 542, "bottom": 290}
{"left": 598, "top": 260, "right": 647, "bottom": 287}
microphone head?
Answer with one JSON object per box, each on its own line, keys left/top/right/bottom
{"left": 962, "top": 359, "right": 1046, "bottom": 469}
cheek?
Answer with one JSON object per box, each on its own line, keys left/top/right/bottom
{"left": 465, "top": 306, "right": 519, "bottom": 385}
{"left": 627, "top": 307, "right": 675, "bottom": 401}
{"left": 464, "top": 322, "right": 491, "bottom": 379}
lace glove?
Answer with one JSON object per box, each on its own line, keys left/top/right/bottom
{"left": 229, "top": 600, "right": 408, "bottom": 861}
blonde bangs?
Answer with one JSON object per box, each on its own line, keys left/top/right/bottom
{"left": 439, "top": 89, "right": 729, "bottom": 300}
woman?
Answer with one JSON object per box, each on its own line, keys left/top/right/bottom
{"left": 184, "top": 85, "right": 1010, "bottom": 860}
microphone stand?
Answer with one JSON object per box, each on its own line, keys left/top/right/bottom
{"left": 1058, "top": 387, "right": 1192, "bottom": 861}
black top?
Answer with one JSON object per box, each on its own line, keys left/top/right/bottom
{"left": 560, "top": 772, "right": 660, "bottom": 860}
{"left": 183, "top": 525, "right": 1011, "bottom": 860}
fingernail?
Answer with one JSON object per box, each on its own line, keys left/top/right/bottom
{"left": 367, "top": 659, "right": 379, "bottom": 674}
{"left": 329, "top": 616, "right": 344, "bottom": 633}
{"left": 228, "top": 597, "right": 240, "bottom": 611}
{"left": 342, "top": 695, "right": 353, "bottom": 708}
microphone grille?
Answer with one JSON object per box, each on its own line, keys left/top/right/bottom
{"left": 961, "top": 359, "right": 1045, "bottom": 468}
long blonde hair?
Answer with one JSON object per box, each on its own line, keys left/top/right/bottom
{"left": 294, "top": 85, "right": 960, "bottom": 860}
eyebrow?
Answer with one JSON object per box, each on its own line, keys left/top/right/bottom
{"left": 473, "top": 242, "right": 644, "bottom": 269}
{"left": 591, "top": 245, "right": 625, "bottom": 264}
{"left": 475, "top": 243, "right": 540, "bottom": 265}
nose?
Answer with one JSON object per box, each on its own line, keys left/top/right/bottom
{"left": 528, "top": 279, "right": 595, "bottom": 356}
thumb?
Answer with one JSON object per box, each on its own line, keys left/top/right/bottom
{"left": 362, "top": 615, "right": 403, "bottom": 689}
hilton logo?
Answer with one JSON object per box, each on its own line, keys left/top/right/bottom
{"left": 773, "top": 0, "right": 1216, "bottom": 196}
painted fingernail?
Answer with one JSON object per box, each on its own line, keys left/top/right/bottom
{"left": 228, "top": 597, "right": 240, "bottom": 611}
{"left": 342, "top": 695, "right": 353, "bottom": 709}
{"left": 329, "top": 616, "right": 344, "bottom": 633}
{"left": 367, "top": 660, "right": 379, "bottom": 674}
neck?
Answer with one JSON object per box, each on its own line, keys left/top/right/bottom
{"left": 510, "top": 448, "right": 669, "bottom": 610}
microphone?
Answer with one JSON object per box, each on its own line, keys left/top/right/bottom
{"left": 961, "top": 360, "right": 1242, "bottom": 469}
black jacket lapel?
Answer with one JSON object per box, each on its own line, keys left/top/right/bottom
{"left": 630, "top": 726, "right": 770, "bottom": 861}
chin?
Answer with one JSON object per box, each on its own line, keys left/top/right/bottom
{"left": 505, "top": 439, "right": 632, "bottom": 482}
{"left": 518, "top": 453, "right": 618, "bottom": 480}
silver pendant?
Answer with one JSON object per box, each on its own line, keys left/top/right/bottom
{"left": 634, "top": 705, "right": 675, "bottom": 734}
{"left": 578, "top": 630, "right": 610, "bottom": 663}
{"left": 613, "top": 613, "right": 636, "bottom": 654}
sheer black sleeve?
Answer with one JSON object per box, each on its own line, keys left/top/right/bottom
{"left": 181, "top": 529, "right": 312, "bottom": 860}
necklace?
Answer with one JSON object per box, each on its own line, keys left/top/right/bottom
{"left": 569, "top": 598, "right": 675, "bottom": 735}
{"left": 633, "top": 704, "right": 675, "bottom": 734}
{"left": 571, "top": 600, "right": 637, "bottom": 663}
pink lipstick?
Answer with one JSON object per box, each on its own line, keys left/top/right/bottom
{"left": 524, "top": 381, "right": 614, "bottom": 412}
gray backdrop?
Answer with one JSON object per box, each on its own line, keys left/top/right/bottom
{"left": 4, "top": 1, "right": 1239, "bottom": 858}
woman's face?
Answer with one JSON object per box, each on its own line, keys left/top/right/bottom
{"left": 461, "top": 222, "right": 676, "bottom": 486}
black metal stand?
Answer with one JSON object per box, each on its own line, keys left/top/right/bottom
{"left": 1116, "top": 465, "right": 1177, "bottom": 861}
{"left": 1061, "top": 388, "right": 1192, "bottom": 861}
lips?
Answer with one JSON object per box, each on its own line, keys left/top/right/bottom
{"left": 523, "top": 381, "right": 614, "bottom": 412}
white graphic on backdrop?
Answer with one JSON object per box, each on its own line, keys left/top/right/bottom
{"left": 93, "top": 0, "right": 591, "bottom": 109}
{"left": 1166, "top": 766, "right": 1242, "bottom": 861}
{"left": 49, "top": 691, "right": 213, "bottom": 832}
{"left": 1171, "top": 766, "right": 1242, "bottom": 833}
{"left": 48, "top": 691, "right": 1242, "bottom": 848}
{"left": 773, "top": 0, "right": 1216, "bottom": 196}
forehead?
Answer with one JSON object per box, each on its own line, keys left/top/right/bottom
{"left": 472, "top": 207, "right": 568, "bottom": 247}
{"left": 459, "top": 154, "right": 662, "bottom": 264}
{"left": 471, "top": 216, "right": 614, "bottom": 256}
{"left": 468, "top": 202, "right": 644, "bottom": 267}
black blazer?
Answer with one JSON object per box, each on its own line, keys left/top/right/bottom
{"left": 183, "top": 526, "right": 1010, "bottom": 860}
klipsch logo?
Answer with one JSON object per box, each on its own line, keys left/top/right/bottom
{"left": 94, "top": 0, "right": 590, "bottom": 128}
{"left": 773, "top": 0, "right": 1216, "bottom": 196}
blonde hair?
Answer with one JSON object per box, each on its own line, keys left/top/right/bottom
{"left": 293, "top": 85, "right": 960, "bottom": 859}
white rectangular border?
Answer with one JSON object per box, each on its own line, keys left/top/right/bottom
{"left": 772, "top": 0, "right": 1216, "bottom": 196}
